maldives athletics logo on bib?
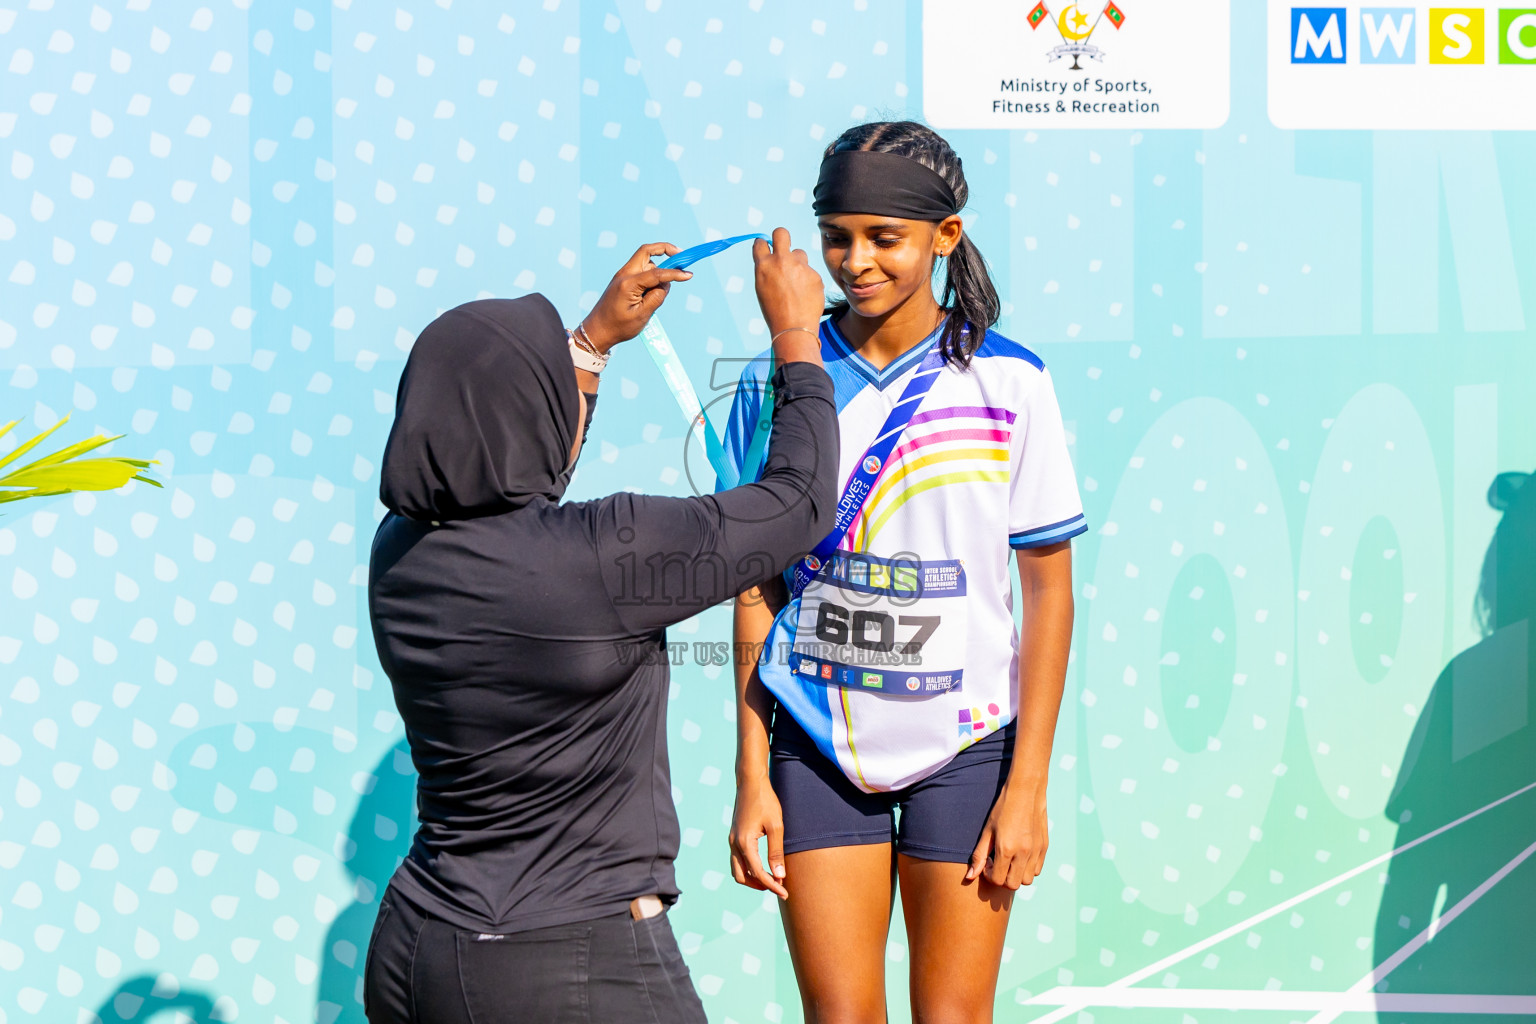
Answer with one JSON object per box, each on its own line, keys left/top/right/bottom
{"left": 862, "top": 455, "right": 882, "bottom": 474}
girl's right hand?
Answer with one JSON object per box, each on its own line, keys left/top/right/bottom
{"left": 729, "top": 774, "right": 789, "bottom": 900}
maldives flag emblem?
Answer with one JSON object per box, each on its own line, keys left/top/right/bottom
{"left": 1103, "top": 1, "right": 1126, "bottom": 28}
{"left": 1027, "top": 1, "right": 1050, "bottom": 29}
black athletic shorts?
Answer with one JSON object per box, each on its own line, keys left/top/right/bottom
{"left": 768, "top": 706, "right": 1016, "bottom": 863}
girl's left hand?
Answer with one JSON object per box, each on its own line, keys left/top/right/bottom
{"left": 966, "top": 779, "right": 1049, "bottom": 890}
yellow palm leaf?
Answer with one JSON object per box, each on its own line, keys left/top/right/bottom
{"left": 27, "top": 432, "right": 124, "bottom": 469}
{"left": 0, "top": 415, "right": 70, "bottom": 470}
{"left": 0, "top": 414, "right": 159, "bottom": 507}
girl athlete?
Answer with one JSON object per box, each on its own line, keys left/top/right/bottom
{"left": 722, "top": 122, "right": 1086, "bottom": 1021}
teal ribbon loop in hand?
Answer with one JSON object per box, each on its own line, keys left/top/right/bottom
{"left": 638, "top": 233, "right": 773, "bottom": 490}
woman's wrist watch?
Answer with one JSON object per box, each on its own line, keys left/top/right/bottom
{"left": 567, "top": 323, "right": 609, "bottom": 375}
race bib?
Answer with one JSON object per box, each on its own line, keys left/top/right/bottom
{"left": 789, "top": 551, "right": 967, "bottom": 695}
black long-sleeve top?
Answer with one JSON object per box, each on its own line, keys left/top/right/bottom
{"left": 368, "top": 360, "right": 837, "bottom": 932}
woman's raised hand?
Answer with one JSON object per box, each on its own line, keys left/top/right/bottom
{"left": 580, "top": 242, "right": 694, "bottom": 351}
{"left": 753, "top": 227, "right": 825, "bottom": 359}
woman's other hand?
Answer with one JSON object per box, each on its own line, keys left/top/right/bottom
{"left": 581, "top": 242, "right": 694, "bottom": 351}
{"left": 966, "top": 780, "right": 1049, "bottom": 890}
{"left": 753, "top": 228, "right": 825, "bottom": 364}
{"left": 729, "top": 774, "right": 789, "bottom": 900}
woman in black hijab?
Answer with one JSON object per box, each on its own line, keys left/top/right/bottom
{"left": 365, "top": 231, "right": 834, "bottom": 1024}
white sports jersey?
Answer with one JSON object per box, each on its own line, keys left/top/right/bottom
{"left": 722, "top": 319, "right": 1086, "bottom": 792}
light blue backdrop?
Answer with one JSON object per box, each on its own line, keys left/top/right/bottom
{"left": 1, "top": 2, "right": 1533, "bottom": 1022}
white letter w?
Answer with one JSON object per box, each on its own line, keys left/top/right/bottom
{"left": 1363, "top": 11, "right": 1413, "bottom": 59}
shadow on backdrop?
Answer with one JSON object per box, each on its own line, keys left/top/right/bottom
{"left": 1374, "top": 470, "right": 1536, "bottom": 1020}
{"left": 168, "top": 732, "right": 417, "bottom": 1024}
{"left": 317, "top": 740, "right": 417, "bottom": 1023}
{"left": 89, "top": 974, "right": 216, "bottom": 1023}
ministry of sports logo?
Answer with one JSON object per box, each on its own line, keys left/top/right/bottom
{"left": 1028, "top": 1, "right": 1128, "bottom": 69}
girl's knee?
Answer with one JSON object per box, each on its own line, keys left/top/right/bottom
{"left": 911, "top": 998, "right": 994, "bottom": 1024}
{"left": 803, "top": 993, "right": 888, "bottom": 1024}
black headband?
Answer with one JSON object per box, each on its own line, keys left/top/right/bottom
{"left": 812, "top": 150, "right": 959, "bottom": 221}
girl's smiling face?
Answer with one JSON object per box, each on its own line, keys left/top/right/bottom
{"left": 819, "top": 213, "right": 963, "bottom": 320}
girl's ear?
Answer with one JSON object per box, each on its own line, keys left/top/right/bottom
{"left": 933, "top": 214, "right": 965, "bottom": 258}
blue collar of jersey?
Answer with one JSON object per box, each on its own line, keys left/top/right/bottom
{"left": 822, "top": 318, "right": 944, "bottom": 390}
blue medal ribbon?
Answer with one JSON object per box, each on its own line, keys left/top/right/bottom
{"left": 656, "top": 234, "right": 767, "bottom": 272}
{"left": 637, "top": 233, "right": 766, "bottom": 489}
{"left": 789, "top": 344, "right": 947, "bottom": 598}
{"left": 737, "top": 370, "right": 776, "bottom": 485}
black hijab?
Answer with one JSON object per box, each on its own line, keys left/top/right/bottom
{"left": 380, "top": 295, "right": 580, "bottom": 520}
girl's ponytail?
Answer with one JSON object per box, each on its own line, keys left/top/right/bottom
{"left": 937, "top": 232, "right": 999, "bottom": 368}
{"left": 821, "top": 121, "right": 1001, "bottom": 368}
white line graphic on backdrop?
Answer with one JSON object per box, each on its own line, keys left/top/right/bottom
{"left": 1025, "top": 990, "right": 1536, "bottom": 1013}
{"left": 1026, "top": 839, "right": 1536, "bottom": 1014}
{"left": 1301, "top": 837, "right": 1536, "bottom": 1024}
{"left": 1023, "top": 779, "right": 1536, "bottom": 1023}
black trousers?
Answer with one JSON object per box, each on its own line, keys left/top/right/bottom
{"left": 364, "top": 887, "right": 707, "bottom": 1024}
